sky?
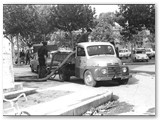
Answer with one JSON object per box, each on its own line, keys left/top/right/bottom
{"left": 90, "top": 5, "right": 119, "bottom": 16}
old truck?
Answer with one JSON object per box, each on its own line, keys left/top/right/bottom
{"left": 30, "top": 42, "right": 130, "bottom": 87}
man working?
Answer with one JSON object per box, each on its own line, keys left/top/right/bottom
{"left": 110, "top": 41, "right": 119, "bottom": 58}
{"left": 38, "top": 41, "right": 48, "bottom": 78}
{"left": 77, "top": 28, "right": 92, "bottom": 43}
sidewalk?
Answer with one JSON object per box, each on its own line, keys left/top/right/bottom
{"left": 24, "top": 84, "right": 112, "bottom": 115}
{"left": 4, "top": 83, "right": 113, "bottom": 115}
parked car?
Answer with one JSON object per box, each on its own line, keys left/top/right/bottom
{"left": 131, "top": 48, "right": 149, "bottom": 62}
{"left": 145, "top": 48, "right": 155, "bottom": 59}
{"left": 119, "top": 49, "right": 131, "bottom": 59}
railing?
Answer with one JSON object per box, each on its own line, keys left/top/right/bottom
{"left": 3, "top": 93, "right": 30, "bottom": 115}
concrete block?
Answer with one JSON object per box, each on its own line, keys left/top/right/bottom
{"left": 49, "top": 91, "right": 113, "bottom": 115}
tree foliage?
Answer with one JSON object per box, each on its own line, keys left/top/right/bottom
{"left": 48, "top": 4, "right": 96, "bottom": 48}
{"left": 49, "top": 4, "right": 96, "bottom": 32}
{"left": 91, "top": 12, "right": 118, "bottom": 42}
{"left": 116, "top": 4, "right": 155, "bottom": 42}
{"left": 33, "top": 5, "right": 56, "bottom": 42}
{"left": 3, "top": 4, "right": 96, "bottom": 48}
{"left": 3, "top": 5, "right": 30, "bottom": 37}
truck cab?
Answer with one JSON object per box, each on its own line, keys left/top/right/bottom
{"left": 72, "top": 42, "right": 130, "bottom": 86}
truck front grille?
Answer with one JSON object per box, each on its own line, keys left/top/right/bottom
{"left": 107, "top": 63, "right": 121, "bottom": 77}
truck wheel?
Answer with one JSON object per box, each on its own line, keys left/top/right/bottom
{"left": 30, "top": 65, "right": 34, "bottom": 72}
{"left": 84, "top": 70, "right": 97, "bottom": 87}
{"left": 37, "top": 65, "right": 40, "bottom": 74}
{"left": 59, "top": 72, "right": 70, "bottom": 81}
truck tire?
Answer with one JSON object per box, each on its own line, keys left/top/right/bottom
{"left": 30, "top": 65, "right": 34, "bottom": 72}
{"left": 84, "top": 70, "right": 97, "bottom": 87}
{"left": 59, "top": 71, "right": 70, "bottom": 81}
{"left": 37, "top": 65, "right": 40, "bottom": 74}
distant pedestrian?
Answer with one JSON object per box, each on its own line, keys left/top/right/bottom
{"left": 25, "top": 50, "right": 31, "bottom": 65}
{"left": 37, "top": 41, "right": 48, "bottom": 78}
{"left": 20, "top": 50, "right": 25, "bottom": 64}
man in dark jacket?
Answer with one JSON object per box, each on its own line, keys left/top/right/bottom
{"left": 20, "top": 50, "right": 25, "bottom": 64}
{"left": 38, "top": 41, "right": 48, "bottom": 78}
{"left": 77, "top": 28, "right": 92, "bottom": 43}
{"left": 25, "top": 50, "right": 31, "bottom": 65}
{"left": 110, "top": 41, "right": 119, "bottom": 58}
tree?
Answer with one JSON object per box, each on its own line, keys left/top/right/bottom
{"left": 3, "top": 5, "right": 52, "bottom": 64}
{"left": 116, "top": 4, "right": 155, "bottom": 37}
{"left": 116, "top": 4, "right": 155, "bottom": 50}
{"left": 91, "top": 12, "right": 117, "bottom": 42}
{"left": 3, "top": 5, "right": 30, "bottom": 65}
{"left": 32, "top": 5, "right": 56, "bottom": 43}
{"left": 49, "top": 4, "right": 96, "bottom": 48}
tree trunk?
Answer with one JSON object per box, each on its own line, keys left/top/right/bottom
{"left": 6, "top": 35, "right": 15, "bottom": 65}
{"left": 10, "top": 36, "right": 15, "bottom": 64}
{"left": 130, "top": 35, "right": 134, "bottom": 62}
{"left": 17, "top": 35, "right": 20, "bottom": 65}
{"left": 82, "top": 28, "right": 85, "bottom": 33}
{"left": 44, "top": 34, "right": 46, "bottom": 42}
{"left": 69, "top": 31, "right": 74, "bottom": 50}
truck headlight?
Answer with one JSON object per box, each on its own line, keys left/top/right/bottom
{"left": 101, "top": 69, "right": 107, "bottom": 74}
{"left": 122, "top": 67, "right": 127, "bottom": 73}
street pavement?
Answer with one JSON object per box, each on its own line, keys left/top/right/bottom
{"left": 13, "top": 65, "right": 37, "bottom": 77}
{"left": 129, "top": 64, "right": 155, "bottom": 74}
{"left": 4, "top": 63, "right": 156, "bottom": 115}
{"left": 13, "top": 63, "right": 155, "bottom": 78}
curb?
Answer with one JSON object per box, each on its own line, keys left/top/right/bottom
{"left": 12, "top": 91, "right": 113, "bottom": 115}
{"left": 49, "top": 91, "right": 113, "bottom": 115}
{"left": 125, "top": 62, "right": 155, "bottom": 65}
{"left": 130, "top": 70, "right": 155, "bottom": 75}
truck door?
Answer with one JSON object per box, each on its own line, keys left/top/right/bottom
{"left": 75, "top": 46, "right": 87, "bottom": 78}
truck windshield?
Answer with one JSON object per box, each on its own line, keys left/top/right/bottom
{"left": 87, "top": 45, "right": 114, "bottom": 56}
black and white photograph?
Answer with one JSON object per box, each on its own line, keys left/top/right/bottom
{"left": 2, "top": 2, "right": 157, "bottom": 118}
